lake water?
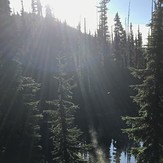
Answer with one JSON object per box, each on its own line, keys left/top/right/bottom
{"left": 110, "top": 140, "right": 136, "bottom": 163}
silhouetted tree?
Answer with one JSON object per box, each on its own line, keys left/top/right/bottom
{"left": 113, "top": 13, "right": 127, "bottom": 67}
{"left": 97, "top": 0, "right": 110, "bottom": 65}
{"left": 123, "top": 1, "right": 163, "bottom": 162}
{"left": 31, "top": 0, "right": 42, "bottom": 16}
{"left": 47, "top": 57, "right": 88, "bottom": 163}
{"left": 128, "top": 23, "right": 135, "bottom": 67}
{"left": 135, "top": 27, "right": 144, "bottom": 68}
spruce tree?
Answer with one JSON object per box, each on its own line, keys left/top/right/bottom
{"left": 31, "top": 0, "right": 42, "bottom": 16}
{"left": 97, "top": 0, "right": 110, "bottom": 65}
{"left": 0, "top": 2, "right": 42, "bottom": 161}
{"left": 20, "top": 0, "right": 25, "bottom": 16}
{"left": 128, "top": 23, "right": 136, "bottom": 67}
{"left": 0, "top": 0, "right": 19, "bottom": 157}
{"left": 97, "top": 0, "right": 110, "bottom": 43}
{"left": 47, "top": 57, "right": 88, "bottom": 163}
{"left": 135, "top": 27, "right": 144, "bottom": 68}
{"left": 113, "top": 13, "right": 127, "bottom": 67}
{"left": 45, "top": 5, "right": 53, "bottom": 18}
{"left": 31, "top": 0, "right": 37, "bottom": 14}
{"left": 123, "top": 1, "right": 163, "bottom": 162}
{"left": 18, "top": 77, "right": 42, "bottom": 163}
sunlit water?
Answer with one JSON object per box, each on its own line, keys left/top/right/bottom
{"left": 110, "top": 140, "right": 136, "bottom": 163}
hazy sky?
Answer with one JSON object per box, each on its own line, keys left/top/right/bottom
{"left": 10, "top": 0, "right": 152, "bottom": 43}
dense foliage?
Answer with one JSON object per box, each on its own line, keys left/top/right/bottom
{"left": 1, "top": 0, "right": 162, "bottom": 162}
{"left": 123, "top": 1, "right": 163, "bottom": 162}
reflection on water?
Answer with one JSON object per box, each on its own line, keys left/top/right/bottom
{"left": 89, "top": 129, "right": 136, "bottom": 163}
{"left": 110, "top": 140, "right": 136, "bottom": 163}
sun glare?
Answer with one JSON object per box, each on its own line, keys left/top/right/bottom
{"left": 42, "top": 0, "right": 97, "bottom": 32}
{"left": 10, "top": 0, "right": 97, "bottom": 33}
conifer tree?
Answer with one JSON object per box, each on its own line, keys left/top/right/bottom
{"left": 31, "top": 0, "right": 37, "bottom": 14}
{"left": 113, "top": 13, "right": 127, "bottom": 67}
{"left": 47, "top": 57, "right": 88, "bottom": 163}
{"left": 128, "top": 23, "right": 135, "bottom": 67}
{"left": 123, "top": 1, "right": 163, "bottom": 162}
{"left": 97, "top": 0, "right": 110, "bottom": 65}
{"left": 18, "top": 77, "right": 42, "bottom": 163}
{"left": 37, "top": 0, "right": 42, "bottom": 16}
{"left": 31, "top": 0, "right": 42, "bottom": 16}
{"left": 135, "top": 27, "right": 144, "bottom": 68}
{"left": 20, "top": 0, "right": 25, "bottom": 16}
{"left": 45, "top": 5, "right": 53, "bottom": 18}
{"left": 97, "top": 0, "right": 110, "bottom": 43}
{"left": 0, "top": 53, "right": 22, "bottom": 160}
{"left": 0, "top": 0, "right": 20, "bottom": 141}
{"left": 0, "top": 2, "right": 42, "bottom": 161}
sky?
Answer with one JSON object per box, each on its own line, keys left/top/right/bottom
{"left": 109, "top": 0, "right": 152, "bottom": 24}
{"left": 108, "top": 0, "right": 152, "bottom": 43}
{"left": 10, "top": 0, "right": 152, "bottom": 43}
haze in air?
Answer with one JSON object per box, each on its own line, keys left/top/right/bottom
{"left": 0, "top": 0, "right": 163, "bottom": 163}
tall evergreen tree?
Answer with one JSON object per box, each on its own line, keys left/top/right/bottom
{"left": 31, "top": 0, "right": 42, "bottom": 16}
{"left": 17, "top": 77, "right": 42, "bottom": 163}
{"left": 47, "top": 57, "right": 88, "bottom": 163}
{"left": 0, "top": 1, "right": 21, "bottom": 150}
{"left": 113, "top": 13, "right": 127, "bottom": 67}
{"left": 97, "top": 0, "right": 110, "bottom": 43}
{"left": 123, "top": 1, "right": 163, "bottom": 162}
{"left": 128, "top": 23, "right": 135, "bottom": 67}
{"left": 0, "top": 2, "right": 42, "bottom": 162}
{"left": 97, "top": 0, "right": 110, "bottom": 65}
{"left": 45, "top": 5, "right": 53, "bottom": 18}
{"left": 20, "top": 0, "right": 25, "bottom": 16}
{"left": 135, "top": 27, "right": 144, "bottom": 68}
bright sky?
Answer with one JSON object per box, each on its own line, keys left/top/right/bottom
{"left": 109, "top": 0, "right": 152, "bottom": 43}
{"left": 10, "top": 0, "right": 152, "bottom": 43}
{"left": 10, "top": 0, "right": 98, "bottom": 33}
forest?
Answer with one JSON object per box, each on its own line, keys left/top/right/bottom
{"left": 0, "top": 0, "right": 163, "bottom": 163}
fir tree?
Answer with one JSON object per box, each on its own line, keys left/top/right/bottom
{"left": 20, "top": 0, "right": 25, "bottom": 16}
{"left": 128, "top": 23, "right": 135, "bottom": 67}
{"left": 97, "top": 0, "right": 110, "bottom": 65}
{"left": 47, "top": 57, "right": 88, "bottom": 163}
{"left": 0, "top": 0, "right": 21, "bottom": 149}
{"left": 113, "top": 13, "right": 127, "bottom": 67}
{"left": 135, "top": 27, "right": 145, "bottom": 68}
{"left": 45, "top": 5, "right": 53, "bottom": 18}
{"left": 31, "top": 0, "right": 42, "bottom": 16}
{"left": 31, "top": 0, "right": 37, "bottom": 14}
{"left": 0, "top": 2, "right": 42, "bottom": 161}
{"left": 123, "top": 1, "right": 163, "bottom": 162}
{"left": 97, "top": 0, "right": 110, "bottom": 43}
{"left": 18, "top": 77, "right": 42, "bottom": 163}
